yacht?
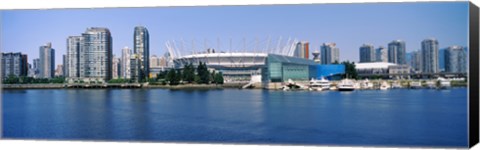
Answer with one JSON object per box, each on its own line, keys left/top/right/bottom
{"left": 391, "top": 81, "right": 403, "bottom": 89}
{"left": 426, "top": 81, "right": 436, "bottom": 89}
{"left": 309, "top": 77, "right": 331, "bottom": 91}
{"left": 360, "top": 79, "right": 374, "bottom": 89}
{"left": 437, "top": 77, "right": 451, "bottom": 89}
{"left": 337, "top": 79, "right": 355, "bottom": 91}
{"left": 410, "top": 81, "right": 422, "bottom": 89}
{"left": 379, "top": 81, "right": 390, "bottom": 90}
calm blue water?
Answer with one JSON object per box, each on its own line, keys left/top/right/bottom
{"left": 2, "top": 88, "right": 468, "bottom": 147}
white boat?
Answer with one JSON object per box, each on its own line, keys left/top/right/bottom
{"left": 410, "top": 81, "right": 422, "bottom": 89}
{"left": 437, "top": 77, "right": 451, "bottom": 89}
{"left": 360, "top": 79, "right": 374, "bottom": 89}
{"left": 380, "top": 81, "right": 390, "bottom": 90}
{"left": 391, "top": 81, "right": 403, "bottom": 89}
{"left": 309, "top": 77, "right": 331, "bottom": 91}
{"left": 337, "top": 79, "right": 355, "bottom": 91}
{"left": 426, "top": 81, "right": 436, "bottom": 89}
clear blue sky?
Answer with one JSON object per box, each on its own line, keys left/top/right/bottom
{"left": 1, "top": 2, "right": 469, "bottom": 66}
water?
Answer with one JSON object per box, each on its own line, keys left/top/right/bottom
{"left": 2, "top": 88, "right": 468, "bottom": 147}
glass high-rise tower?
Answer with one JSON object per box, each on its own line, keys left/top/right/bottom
{"left": 39, "top": 42, "right": 55, "bottom": 79}
{"left": 387, "top": 40, "right": 406, "bottom": 65}
{"left": 320, "top": 43, "right": 339, "bottom": 64}
{"left": 445, "top": 45, "right": 467, "bottom": 73}
{"left": 421, "top": 38, "right": 439, "bottom": 73}
{"left": 132, "top": 26, "right": 149, "bottom": 82}
{"left": 66, "top": 27, "right": 112, "bottom": 83}
{"left": 359, "top": 44, "right": 375, "bottom": 63}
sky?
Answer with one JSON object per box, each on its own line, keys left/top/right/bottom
{"left": 0, "top": 2, "right": 469, "bottom": 66}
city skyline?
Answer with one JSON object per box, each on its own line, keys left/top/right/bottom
{"left": 1, "top": 2, "right": 469, "bottom": 66}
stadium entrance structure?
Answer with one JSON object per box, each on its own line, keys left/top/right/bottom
{"left": 168, "top": 37, "right": 300, "bottom": 83}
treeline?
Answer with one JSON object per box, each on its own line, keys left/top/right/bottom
{"left": 107, "top": 62, "right": 224, "bottom": 85}
{"left": 157, "top": 62, "right": 224, "bottom": 85}
{"left": 2, "top": 75, "right": 65, "bottom": 84}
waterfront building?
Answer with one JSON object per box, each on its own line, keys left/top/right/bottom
{"left": 63, "top": 54, "right": 68, "bottom": 77}
{"left": 421, "top": 38, "right": 439, "bottom": 73}
{"left": 387, "top": 40, "right": 406, "bottom": 64}
{"left": 39, "top": 42, "right": 55, "bottom": 78}
{"left": 375, "top": 46, "right": 388, "bottom": 62}
{"left": 33, "top": 58, "right": 40, "bottom": 78}
{"left": 150, "top": 55, "right": 161, "bottom": 68}
{"left": 132, "top": 26, "right": 150, "bottom": 82}
{"left": 359, "top": 44, "right": 376, "bottom": 63}
{"left": 356, "top": 62, "right": 395, "bottom": 76}
{"left": 320, "top": 43, "right": 340, "bottom": 64}
{"left": 408, "top": 50, "right": 422, "bottom": 72}
{"left": 112, "top": 55, "right": 121, "bottom": 79}
{"left": 27, "top": 63, "right": 35, "bottom": 77}
{"left": 1, "top": 52, "right": 28, "bottom": 78}
{"left": 388, "top": 65, "right": 411, "bottom": 79}
{"left": 121, "top": 46, "right": 132, "bottom": 79}
{"left": 66, "top": 28, "right": 112, "bottom": 83}
{"left": 171, "top": 38, "right": 345, "bottom": 84}
{"left": 159, "top": 56, "right": 168, "bottom": 67}
{"left": 66, "top": 36, "right": 82, "bottom": 80}
{"left": 445, "top": 45, "right": 467, "bottom": 73}
{"left": 294, "top": 41, "right": 309, "bottom": 59}
{"left": 312, "top": 50, "right": 320, "bottom": 63}
{"left": 54, "top": 64, "right": 63, "bottom": 77}
{"left": 130, "top": 54, "right": 140, "bottom": 81}
{"left": 439, "top": 48, "right": 446, "bottom": 72}
{"left": 81, "top": 27, "right": 112, "bottom": 82}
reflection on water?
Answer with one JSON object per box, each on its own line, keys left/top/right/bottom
{"left": 2, "top": 88, "right": 468, "bottom": 147}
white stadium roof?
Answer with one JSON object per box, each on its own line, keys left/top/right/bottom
{"left": 356, "top": 62, "right": 397, "bottom": 69}
{"left": 180, "top": 52, "right": 268, "bottom": 59}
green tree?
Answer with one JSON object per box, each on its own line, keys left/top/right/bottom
{"left": 166, "top": 69, "right": 179, "bottom": 85}
{"left": 341, "top": 61, "right": 358, "bottom": 79}
{"left": 157, "top": 71, "right": 168, "bottom": 80}
{"left": 197, "top": 62, "right": 210, "bottom": 84}
{"left": 182, "top": 63, "right": 195, "bottom": 83}
{"left": 213, "top": 72, "right": 224, "bottom": 84}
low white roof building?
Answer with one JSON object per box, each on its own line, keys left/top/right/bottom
{"left": 356, "top": 62, "right": 397, "bottom": 70}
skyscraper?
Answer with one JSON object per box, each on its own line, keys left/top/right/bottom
{"left": 63, "top": 54, "right": 68, "bottom": 77}
{"left": 445, "top": 45, "right": 467, "bottom": 73}
{"left": 39, "top": 42, "right": 55, "bottom": 78}
{"left": 55, "top": 64, "right": 63, "bottom": 77}
{"left": 438, "top": 48, "right": 446, "bottom": 72}
{"left": 1, "top": 52, "right": 28, "bottom": 78}
{"left": 80, "top": 27, "right": 113, "bottom": 82}
{"left": 66, "top": 28, "right": 112, "bottom": 83}
{"left": 375, "top": 46, "right": 388, "bottom": 62}
{"left": 112, "top": 55, "right": 121, "bottom": 79}
{"left": 294, "top": 41, "right": 309, "bottom": 59}
{"left": 150, "top": 55, "right": 161, "bottom": 68}
{"left": 33, "top": 58, "right": 40, "bottom": 78}
{"left": 320, "top": 43, "right": 339, "bottom": 64}
{"left": 121, "top": 46, "right": 132, "bottom": 79}
{"left": 421, "top": 38, "right": 439, "bottom": 73}
{"left": 66, "top": 36, "right": 82, "bottom": 79}
{"left": 359, "top": 44, "right": 375, "bottom": 63}
{"left": 132, "top": 26, "right": 149, "bottom": 82}
{"left": 388, "top": 40, "right": 406, "bottom": 64}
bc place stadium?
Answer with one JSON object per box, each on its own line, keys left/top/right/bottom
{"left": 165, "top": 37, "right": 345, "bottom": 88}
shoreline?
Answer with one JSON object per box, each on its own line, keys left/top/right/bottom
{"left": 1, "top": 83, "right": 248, "bottom": 90}
{"left": 1, "top": 83, "right": 467, "bottom": 90}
